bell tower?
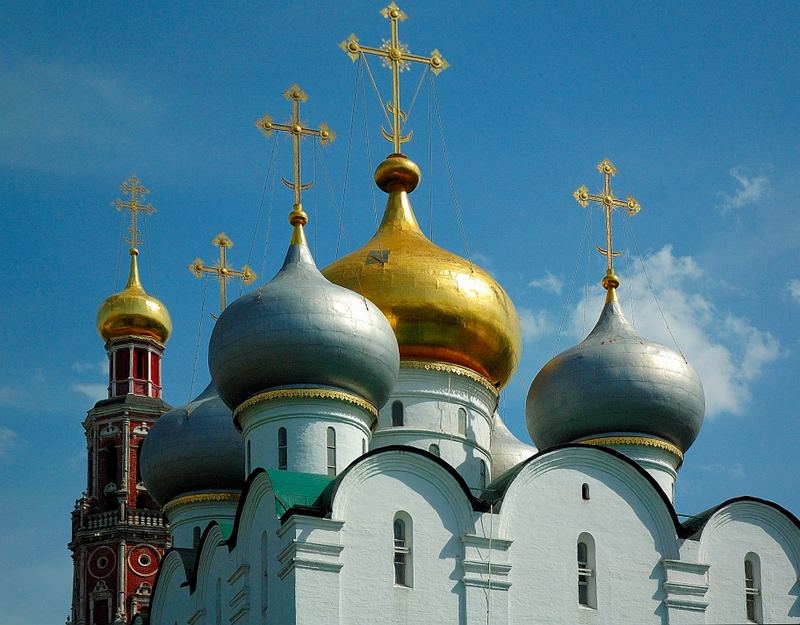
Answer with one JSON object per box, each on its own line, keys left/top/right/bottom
{"left": 68, "top": 177, "right": 173, "bottom": 625}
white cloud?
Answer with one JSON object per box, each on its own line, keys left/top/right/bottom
{"left": 71, "top": 360, "right": 107, "bottom": 375}
{"left": 787, "top": 279, "right": 800, "bottom": 304}
{"left": 696, "top": 461, "right": 745, "bottom": 480}
{"left": 570, "top": 245, "right": 780, "bottom": 418}
{"left": 720, "top": 167, "right": 769, "bottom": 212}
{"left": 519, "top": 307, "right": 554, "bottom": 343}
{"left": 528, "top": 271, "right": 563, "bottom": 294}
{"left": 71, "top": 384, "right": 107, "bottom": 403}
{"left": 0, "top": 426, "right": 17, "bottom": 460}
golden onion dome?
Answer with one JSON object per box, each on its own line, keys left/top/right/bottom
{"left": 97, "top": 249, "right": 172, "bottom": 344}
{"left": 322, "top": 154, "right": 521, "bottom": 388}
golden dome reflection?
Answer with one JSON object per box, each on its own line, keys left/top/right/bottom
{"left": 97, "top": 250, "right": 173, "bottom": 344}
{"left": 322, "top": 154, "right": 521, "bottom": 388}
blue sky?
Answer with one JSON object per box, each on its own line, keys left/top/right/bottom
{"left": 1, "top": 2, "right": 799, "bottom": 623}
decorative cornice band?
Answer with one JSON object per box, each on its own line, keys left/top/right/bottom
{"left": 401, "top": 360, "right": 498, "bottom": 397}
{"left": 235, "top": 388, "right": 378, "bottom": 419}
{"left": 579, "top": 436, "right": 684, "bottom": 462}
{"left": 163, "top": 492, "right": 240, "bottom": 515}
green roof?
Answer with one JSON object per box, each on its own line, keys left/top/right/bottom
{"left": 266, "top": 470, "right": 334, "bottom": 517}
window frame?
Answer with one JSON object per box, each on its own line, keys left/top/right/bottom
{"left": 326, "top": 427, "right": 337, "bottom": 477}
{"left": 277, "top": 427, "right": 287, "bottom": 470}
{"left": 577, "top": 533, "right": 597, "bottom": 609}
{"left": 393, "top": 512, "right": 413, "bottom": 587}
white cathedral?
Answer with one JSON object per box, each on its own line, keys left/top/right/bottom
{"left": 87, "top": 6, "right": 800, "bottom": 625}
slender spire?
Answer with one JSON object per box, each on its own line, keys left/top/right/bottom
{"left": 189, "top": 233, "right": 257, "bottom": 313}
{"left": 340, "top": 2, "right": 448, "bottom": 155}
{"left": 573, "top": 159, "right": 641, "bottom": 300}
{"left": 256, "top": 85, "right": 334, "bottom": 245}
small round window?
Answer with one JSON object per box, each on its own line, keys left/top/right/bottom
{"left": 137, "top": 553, "right": 152, "bottom": 567}
{"left": 96, "top": 556, "right": 109, "bottom": 569}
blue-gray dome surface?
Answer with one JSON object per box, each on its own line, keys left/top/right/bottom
{"left": 140, "top": 383, "right": 244, "bottom": 507}
{"left": 208, "top": 239, "right": 400, "bottom": 412}
{"left": 526, "top": 297, "right": 705, "bottom": 452}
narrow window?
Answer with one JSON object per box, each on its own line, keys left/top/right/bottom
{"left": 277, "top": 428, "right": 287, "bottom": 470}
{"left": 393, "top": 513, "right": 413, "bottom": 587}
{"left": 457, "top": 407, "right": 467, "bottom": 436}
{"left": 582, "top": 483, "right": 590, "bottom": 500}
{"left": 577, "top": 533, "right": 597, "bottom": 608}
{"left": 479, "top": 459, "right": 487, "bottom": 489}
{"left": 247, "top": 440, "right": 252, "bottom": 474}
{"left": 745, "top": 553, "right": 762, "bottom": 622}
{"left": 260, "top": 532, "right": 268, "bottom": 618}
{"left": 362, "top": 438, "right": 367, "bottom": 455}
{"left": 392, "top": 401, "right": 404, "bottom": 426}
{"left": 215, "top": 577, "right": 222, "bottom": 625}
{"left": 326, "top": 427, "right": 337, "bottom": 477}
{"left": 193, "top": 526, "right": 201, "bottom": 548}
{"left": 428, "top": 443, "right": 440, "bottom": 457}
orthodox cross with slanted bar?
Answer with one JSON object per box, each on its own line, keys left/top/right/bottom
{"left": 114, "top": 175, "right": 155, "bottom": 251}
{"left": 189, "top": 233, "right": 256, "bottom": 314}
{"left": 340, "top": 2, "right": 448, "bottom": 154}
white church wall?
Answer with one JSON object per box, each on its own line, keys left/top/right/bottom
{"left": 330, "top": 450, "right": 476, "bottom": 624}
{"left": 148, "top": 550, "right": 191, "bottom": 625}
{"left": 699, "top": 501, "right": 800, "bottom": 624}
{"left": 499, "top": 447, "right": 678, "bottom": 625}
{"left": 239, "top": 397, "right": 373, "bottom": 475}
{"left": 373, "top": 367, "right": 497, "bottom": 489}
{"left": 190, "top": 524, "right": 236, "bottom": 625}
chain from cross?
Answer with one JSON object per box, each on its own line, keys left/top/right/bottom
{"left": 256, "top": 85, "right": 334, "bottom": 215}
{"left": 340, "top": 2, "right": 448, "bottom": 154}
{"left": 189, "top": 233, "right": 256, "bottom": 314}
{"left": 114, "top": 175, "right": 155, "bottom": 250}
{"left": 574, "top": 159, "right": 641, "bottom": 280}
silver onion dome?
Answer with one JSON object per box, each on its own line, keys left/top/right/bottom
{"left": 208, "top": 235, "right": 400, "bottom": 412}
{"left": 490, "top": 410, "right": 537, "bottom": 477}
{"left": 526, "top": 294, "right": 705, "bottom": 453}
{"left": 140, "top": 383, "right": 244, "bottom": 507}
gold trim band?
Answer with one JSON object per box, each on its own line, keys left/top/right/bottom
{"left": 401, "top": 360, "right": 498, "bottom": 396}
{"left": 163, "top": 492, "right": 240, "bottom": 515}
{"left": 579, "top": 436, "right": 684, "bottom": 462}
{"left": 234, "top": 388, "right": 378, "bottom": 419}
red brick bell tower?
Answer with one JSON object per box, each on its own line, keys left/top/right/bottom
{"left": 68, "top": 177, "right": 173, "bottom": 625}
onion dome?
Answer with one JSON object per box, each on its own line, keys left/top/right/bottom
{"left": 208, "top": 208, "right": 400, "bottom": 412}
{"left": 322, "top": 154, "right": 521, "bottom": 388}
{"left": 97, "top": 249, "right": 172, "bottom": 343}
{"left": 490, "top": 411, "right": 537, "bottom": 477}
{"left": 139, "top": 383, "right": 243, "bottom": 507}
{"left": 526, "top": 283, "right": 705, "bottom": 454}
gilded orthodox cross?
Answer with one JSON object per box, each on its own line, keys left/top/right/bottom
{"left": 574, "top": 160, "right": 641, "bottom": 287}
{"left": 340, "top": 2, "right": 448, "bottom": 153}
{"left": 114, "top": 175, "right": 155, "bottom": 250}
{"left": 256, "top": 84, "right": 334, "bottom": 216}
{"left": 189, "top": 233, "right": 256, "bottom": 313}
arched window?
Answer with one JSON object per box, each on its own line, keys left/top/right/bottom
{"left": 362, "top": 438, "right": 367, "bottom": 455}
{"left": 277, "top": 428, "right": 287, "bottom": 470}
{"left": 744, "top": 553, "right": 762, "bottom": 623}
{"left": 193, "top": 526, "right": 201, "bottom": 549}
{"left": 428, "top": 443, "right": 440, "bottom": 457}
{"left": 479, "top": 459, "right": 487, "bottom": 489}
{"left": 392, "top": 401, "right": 404, "bottom": 426}
{"left": 582, "top": 483, "right": 590, "bottom": 500}
{"left": 260, "top": 532, "right": 268, "bottom": 619}
{"left": 457, "top": 407, "right": 467, "bottom": 436}
{"left": 215, "top": 577, "right": 222, "bottom": 625}
{"left": 577, "top": 533, "right": 597, "bottom": 608}
{"left": 326, "top": 427, "right": 337, "bottom": 476}
{"left": 393, "top": 512, "right": 413, "bottom": 587}
{"left": 247, "top": 439, "right": 252, "bottom": 474}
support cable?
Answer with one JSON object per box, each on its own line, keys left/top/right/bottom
{"left": 431, "top": 75, "right": 473, "bottom": 269}
{"left": 259, "top": 136, "right": 280, "bottom": 281}
{"left": 359, "top": 55, "right": 392, "bottom": 128}
{"left": 187, "top": 275, "right": 209, "bottom": 403}
{"left": 555, "top": 207, "right": 592, "bottom": 356}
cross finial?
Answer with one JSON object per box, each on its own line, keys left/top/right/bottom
{"left": 114, "top": 175, "right": 155, "bottom": 252}
{"left": 256, "top": 84, "right": 334, "bottom": 229}
{"left": 573, "top": 159, "right": 641, "bottom": 293}
{"left": 189, "top": 232, "right": 256, "bottom": 313}
{"left": 340, "top": 2, "right": 448, "bottom": 154}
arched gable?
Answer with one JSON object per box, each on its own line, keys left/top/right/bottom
{"left": 148, "top": 549, "right": 191, "bottom": 625}
{"left": 330, "top": 445, "right": 477, "bottom": 535}
{"left": 497, "top": 445, "right": 679, "bottom": 558}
